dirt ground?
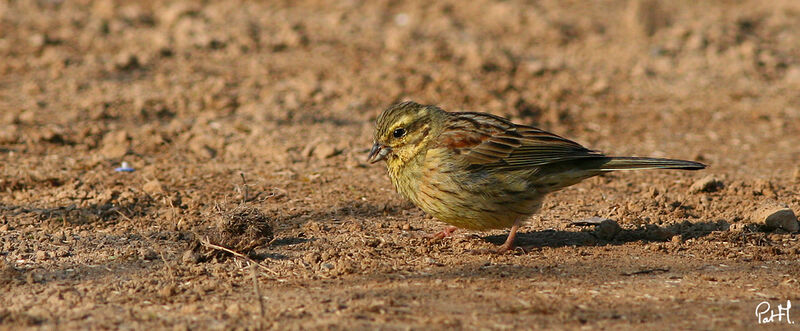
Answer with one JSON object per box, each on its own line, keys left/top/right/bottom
{"left": 1, "top": 0, "right": 800, "bottom": 329}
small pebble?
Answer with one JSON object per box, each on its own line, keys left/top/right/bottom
{"left": 690, "top": 175, "right": 724, "bottom": 193}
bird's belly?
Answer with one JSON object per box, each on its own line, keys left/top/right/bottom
{"left": 410, "top": 167, "right": 545, "bottom": 230}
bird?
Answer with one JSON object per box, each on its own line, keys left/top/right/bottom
{"left": 367, "top": 101, "right": 706, "bottom": 252}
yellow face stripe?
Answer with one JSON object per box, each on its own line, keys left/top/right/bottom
{"left": 395, "top": 113, "right": 419, "bottom": 128}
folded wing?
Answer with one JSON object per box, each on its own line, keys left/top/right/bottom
{"left": 437, "top": 112, "right": 604, "bottom": 170}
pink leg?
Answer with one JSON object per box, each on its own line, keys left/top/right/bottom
{"left": 430, "top": 226, "right": 458, "bottom": 240}
{"left": 496, "top": 223, "right": 520, "bottom": 253}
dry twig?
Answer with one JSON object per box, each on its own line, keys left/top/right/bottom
{"left": 250, "top": 262, "right": 266, "bottom": 318}
{"left": 621, "top": 268, "right": 670, "bottom": 276}
{"left": 198, "top": 236, "right": 279, "bottom": 276}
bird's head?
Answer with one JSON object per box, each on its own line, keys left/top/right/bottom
{"left": 367, "top": 101, "right": 444, "bottom": 167}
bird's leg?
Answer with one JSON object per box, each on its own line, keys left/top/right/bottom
{"left": 430, "top": 226, "right": 458, "bottom": 240}
{"left": 495, "top": 222, "right": 520, "bottom": 253}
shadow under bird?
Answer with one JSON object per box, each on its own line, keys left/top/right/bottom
{"left": 368, "top": 101, "right": 706, "bottom": 252}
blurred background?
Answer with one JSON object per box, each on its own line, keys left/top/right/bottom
{"left": 1, "top": 0, "right": 798, "bottom": 176}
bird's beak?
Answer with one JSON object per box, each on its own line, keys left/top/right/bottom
{"left": 367, "top": 143, "right": 391, "bottom": 164}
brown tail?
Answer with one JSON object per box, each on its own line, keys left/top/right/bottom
{"left": 599, "top": 157, "right": 706, "bottom": 171}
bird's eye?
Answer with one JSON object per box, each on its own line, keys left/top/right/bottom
{"left": 393, "top": 128, "right": 406, "bottom": 138}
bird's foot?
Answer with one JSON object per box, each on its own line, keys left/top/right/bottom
{"left": 492, "top": 223, "right": 521, "bottom": 253}
{"left": 494, "top": 242, "right": 515, "bottom": 253}
{"left": 429, "top": 226, "right": 458, "bottom": 241}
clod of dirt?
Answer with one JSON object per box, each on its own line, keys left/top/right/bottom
{"left": 594, "top": 219, "right": 621, "bottom": 241}
{"left": 728, "top": 223, "right": 753, "bottom": 232}
{"left": 139, "top": 248, "right": 159, "bottom": 261}
{"left": 158, "top": 2, "right": 200, "bottom": 26}
{"left": 0, "top": 125, "right": 19, "bottom": 144}
{"left": 643, "top": 225, "right": 676, "bottom": 241}
{"left": 689, "top": 175, "right": 724, "bottom": 193}
{"left": 200, "top": 205, "right": 275, "bottom": 258}
{"left": 100, "top": 130, "right": 131, "bottom": 159}
{"left": 313, "top": 143, "right": 340, "bottom": 159}
{"left": 182, "top": 249, "right": 201, "bottom": 264}
{"left": 572, "top": 217, "right": 609, "bottom": 226}
{"left": 750, "top": 202, "right": 799, "bottom": 232}
{"left": 332, "top": 259, "right": 356, "bottom": 276}
{"left": 784, "top": 65, "right": 800, "bottom": 85}
{"left": 0, "top": 259, "right": 21, "bottom": 286}
{"left": 35, "top": 251, "right": 49, "bottom": 261}
{"left": 158, "top": 284, "right": 177, "bottom": 298}
{"left": 36, "top": 127, "right": 67, "bottom": 144}
{"left": 626, "top": 0, "right": 669, "bottom": 37}
{"left": 114, "top": 52, "right": 141, "bottom": 71}
{"left": 142, "top": 180, "right": 165, "bottom": 197}
{"left": 28, "top": 33, "right": 46, "bottom": 49}
{"left": 303, "top": 141, "right": 341, "bottom": 160}
{"left": 752, "top": 179, "right": 777, "bottom": 197}
{"left": 188, "top": 137, "right": 217, "bottom": 159}
{"left": 0, "top": 309, "right": 43, "bottom": 326}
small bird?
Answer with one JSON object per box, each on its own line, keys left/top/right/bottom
{"left": 368, "top": 101, "right": 705, "bottom": 252}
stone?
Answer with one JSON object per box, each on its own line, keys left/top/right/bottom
{"left": 594, "top": 219, "right": 621, "bottom": 241}
{"left": 751, "top": 202, "right": 799, "bottom": 232}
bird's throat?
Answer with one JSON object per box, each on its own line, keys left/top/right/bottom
{"left": 386, "top": 152, "right": 425, "bottom": 202}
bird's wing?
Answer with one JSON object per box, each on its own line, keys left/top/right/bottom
{"left": 436, "top": 112, "right": 604, "bottom": 169}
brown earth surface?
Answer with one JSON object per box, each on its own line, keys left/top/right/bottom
{"left": 2, "top": 0, "right": 800, "bottom": 330}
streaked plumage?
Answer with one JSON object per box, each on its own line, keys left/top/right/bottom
{"left": 368, "top": 101, "right": 705, "bottom": 251}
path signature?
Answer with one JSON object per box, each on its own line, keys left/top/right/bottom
{"left": 756, "top": 300, "right": 794, "bottom": 325}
